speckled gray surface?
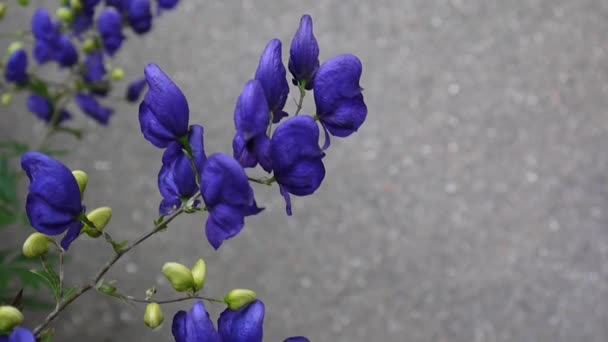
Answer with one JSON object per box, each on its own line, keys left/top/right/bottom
{"left": 3, "top": 0, "right": 608, "bottom": 341}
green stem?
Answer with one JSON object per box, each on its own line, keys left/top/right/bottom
{"left": 294, "top": 82, "right": 306, "bottom": 116}
{"left": 124, "top": 294, "right": 225, "bottom": 305}
{"left": 247, "top": 176, "right": 275, "bottom": 186}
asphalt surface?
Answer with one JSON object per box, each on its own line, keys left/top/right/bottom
{"left": 3, "top": 0, "right": 608, "bottom": 341}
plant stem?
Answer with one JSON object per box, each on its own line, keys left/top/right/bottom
{"left": 125, "top": 294, "right": 225, "bottom": 305}
{"left": 58, "top": 251, "right": 65, "bottom": 305}
{"left": 247, "top": 176, "right": 275, "bottom": 186}
{"left": 294, "top": 83, "right": 306, "bottom": 116}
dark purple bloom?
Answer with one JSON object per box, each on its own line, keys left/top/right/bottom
{"left": 232, "top": 80, "right": 272, "bottom": 172}
{"left": 33, "top": 39, "right": 54, "bottom": 64}
{"left": 105, "top": 0, "right": 124, "bottom": 10}
{"left": 158, "top": 143, "right": 198, "bottom": 215}
{"left": 270, "top": 116, "right": 325, "bottom": 215}
{"left": 255, "top": 39, "right": 289, "bottom": 123}
{"left": 200, "top": 153, "right": 262, "bottom": 249}
{"left": 4, "top": 50, "right": 28, "bottom": 85}
{"left": 126, "top": 78, "right": 147, "bottom": 102}
{"left": 21, "top": 152, "right": 84, "bottom": 250}
{"left": 54, "top": 35, "right": 78, "bottom": 67}
{"left": 0, "top": 327, "right": 36, "bottom": 342}
{"left": 71, "top": 7, "right": 95, "bottom": 35}
{"left": 31, "top": 8, "right": 78, "bottom": 67}
{"left": 98, "top": 8, "right": 125, "bottom": 56}
{"left": 158, "top": 0, "right": 179, "bottom": 9}
{"left": 314, "top": 54, "right": 367, "bottom": 138}
{"left": 139, "top": 64, "right": 190, "bottom": 148}
{"left": 75, "top": 94, "right": 113, "bottom": 125}
{"left": 27, "top": 95, "right": 71, "bottom": 123}
{"left": 127, "top": 0, "right": 152, "bottom": 34}
{"left": 288, "top": 15, "right": 319, "bottom": 90}
{"left": 218, "top": 300, "right": 265, "bottom": 342}
{"left": 172, "top": 301, "right": 220, "bottom": 342}
{"left": 83, "top": 52, "right": 106, "bottom": 83}
{"left": 31, "top": 8, "right": 59, "bottom": 42}
{"left": 188, "top": 124, "right": 207, "bottom": 175}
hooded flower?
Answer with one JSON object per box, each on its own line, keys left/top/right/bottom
{"left": 31, "top": 8, "right": 78, "bottom": 67}
{"left": 31, "top": 8, "right": 59, "bottom": 43}
{"left": 83, "top": 52, "right": 110, "bottom": 96}
{"left": 75, "top": 94, "right": 114, "bottom": 125}
{"left": 127, "top": 0, "right": 152, "bottom": 34}
{"left": 0, "top": 327, "right": 36, "bottom": 342}
{"left": 21, "top": 152, "right": 85, "bottom": 250}
{"left": 232, "top": 80, "right": 272, "bottom": 172}
{"left": 4, "top": 49, "right": 28, "bottom": 85}
{"left": 172, "top": 301, "right": 220, "bottom": 342}
{"left": 98, "top": 7, "right": 125, "bottom": 56}
{"left": 27, "top": 95, "right": 72, "bottom": 123}
{"left": 254, "top": 39, "right": 289, "bottom": 123}
{"left": 313, "top": 54, "right": 367, "bottom": 139}
{"left": 288, "top": 15, "right": 319, "bottom": 90}
{"left": 270, "top": 116, "right": 325, "bottom": 216}
{"left": 200, "top": 153, "right": 262, "bottom": 249}
{"left": 158, "top": 125, "right": 206, "bottom": 215}
{"left": 126, "top": 78, "right": 147, "bottom": 102}
{"left": 139, "top": 64, "right": 190, "bottom": 148}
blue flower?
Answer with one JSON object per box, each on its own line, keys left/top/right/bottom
{"left": 270, "top": 116, "right": 325, "bottom": 216}
{"left": 27, "top": 95, "right": 72, "bottom": 124}
{"left": 158, "top": 0, "right": 179, "bottom": 10}
{"left": 31, "top": 8, "right": 60, "bottom": 43}
{"left": 31, "top": 8, "right": 78, "bottom": 67}
{"left": 105, "top": 0, "right": 124, "bottom": 10}
{"left": 98, "top": 8, "right": 125, "bottom": 56}
{"left": 21, "top": 152, "right": 84, "bottom": 250}
{"left": 126, "top": 78, "right": 147, "bottom": 102}
{"left": 288, "top": 15, "right": 319, "bottom": 90}
{"left": 127, "top": 0, "right": 152, "bottom": 34}
{"left": 83, "top": 52, "right": 109, "bottom": 96}
{"left": 313, "top": 54, "right": 367, "bottom": 138}
{"left": 4, "top": 49, "right": 28, "bottom": 85}
{"left": 255, "top": 39, "right": 289, "bottom": 123}
{"left": 0, "top": 327, "right": 36, "bottom": 342}
{"left": 139, "top": 64, "right": 190, "bottom": 148}
{"left": 75, "top": 94, "right": 114, "bottom": 125}
{"left": 200, "top": 153, "right": 262, "bottom": 249}
{"left": 172, "top": 301, "right": 220, "bottom": 342}
{"left": 232, "top": 80, "right": 272, "bottom": 172}
{"left": 158, "top": 124, "right": 206, "bottom": 215}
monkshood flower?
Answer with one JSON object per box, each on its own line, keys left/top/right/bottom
{"left": 0, "top": 327, "right": 36, "bottom": 342}
{"left": 27, "top": 95, "right": 71, "bottom": 123}
{"left": 288, "top": 15, "right": 319, "bottom": 90}
{"left": 139, "top": 64, "right": 189, "bottom": 148}
{"left": 83, "top": 52, "right": 110, "bottom": 96}
{"left": 105, "top": 0, "right": 124, "bottom": 10}
{"left": 127, "top": 0, "right": 153, "bottom": 34}
{"left": 31, "top": 8, "right": 59, "bottom": 43}
{"left": 98, "top": 7, "right": 125, "bottom": 56}
{"left": 232, "top": 80, "right": 272, "bottom": 172}
{"left": 200, "top": 153, "right": 262, "bottom": 249}
{"left": 172, "top": 301, "right": 220, "bottom": 342}
{"left": 31, "top": 8, "right": 78, "bottom": 67}
{"left": 21, "top": 152, "right": 85, "bottom": 250}
{"left": 313, "top": 54, "right": 367, "bottom": 138}
{"left": 270, "top": 116, "right": 325, "bottom": 216}
{"left": 4, "top": 49, "right": 28, "bottom": 85}
{"left": 158, "top": 0, "right": 179, "bottom": 10}
{"left": 70, "top": 0, "right": 100, "bottom": 36}
{"left": 158, "top": 125, "right": 206, "bottom": 215}
{"left": 126, "top": 78, "right": 147, "bottom": 102}
{"left": 75, "top": 94, "right": 114, "bottom": 125}
{"left": 254, "top": 39, "right": 289, "bottom": 123}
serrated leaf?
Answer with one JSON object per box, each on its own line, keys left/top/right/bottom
{"left": 30, "top": 267, "right": 60, "bottom": 301}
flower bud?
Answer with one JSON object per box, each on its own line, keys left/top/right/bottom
{"left": 144, "top": 303, "right": 164, "bottom": 329}
{"left": 22, "top": 232, "right": 51, "bottom": 258}
{"left": 82, "top": 207, "right": 112, "bottom": 237}
{"left": 71, "top": 170, "right": 88, "bottom": 197}
{"left": 111, "top": 68, "right": 125, "bottom": 81}
{"left": 191, "top": 259, "right": 206, "bottom": 291}
{"left": 162, "top": 262, "right": 195, "bottom": 292}
{"left": 16, "top": 0, "right": 28, "bottom": 6}
{"left": 0, "top": 4, "right": 7, "bottom": 20}
{"left": 82, "top": 39, "right": 97, "bottom": 53}
{"left": 1, "top": 93, "right": 12, "bottom": 106}
{"left": 0, "top": 306, "right": 24, "bottom": 332}
{"left": 70, "top": 0, "right": 82, "bottom": 11}
{"left": 56, "top": 7, "right": 73, "bottom": 23}
{"left": 7, "top": 42, "right": 23, "bottom": 56}
{"left": 224, "top": 289, "right": 257, "bottom": 311}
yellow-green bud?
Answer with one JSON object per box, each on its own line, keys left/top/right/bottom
{"left": 22, "top": 232, "right": 51, "bottom": 258}
{"left": 0, "top": 306, "right": 24, "bottom": 331}
{"left": 0, "top": 4, "right": 8, "bottom": 20}
{"left": 71, "top": 170, "right": 88, "bottom": 197}
{"left": 110, "top": 68, "right": 125, "bottom": 81}
{"left": 143, "top": 303, "right": 164, "bottom": 329}
{"left": 224, "top": 289, "right": 257, "bottom": 311}
{"left": 70, "top": 0, "right": 82, "bottom": 11}
{"left": 7, "top": 41, "right": 23, "bottom": 56}
{"left": 82, "top": 38, "right": 97, "bottom": 53}
{"left": 56, "top": 7, "right": 73, "bottom": 23}
{"left": 82, "top": 207, "right": 112, "bottom": 237}
{"left": 191, "top": 259, "right": 206, "bottom": 292}
{"left": 162, "top": 262, "right": 195, "bottom": 292}
{"left": 16, "top": 0, "right": 28, "bottom": 7}
{"left": 1, "top": 93, "right": 12, "bottom": 106}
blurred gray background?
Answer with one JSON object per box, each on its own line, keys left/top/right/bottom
{"left": 3, "top": 0, "right": 608, "bottom": 341}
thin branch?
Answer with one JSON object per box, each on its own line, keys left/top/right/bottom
{"left": 124, "top": 294, "right": 225, "bottom": 305}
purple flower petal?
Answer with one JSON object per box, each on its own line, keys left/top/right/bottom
{"left": 172, "top": 301, "right": 220, "bottom": 342}
{"left": 75, "top": 94, "right": 114, "bottom": 125}
{"left": 255, "top": 39, "right": 289, "bottom": 123}
{"left": 98, "top": 8, "right": 125, "bottom": 56}
{"left": 288, "top": 15, "right": 319, "bottom": 89}
{"left": 218, "top": 300, "right": 265, "bottom": 342}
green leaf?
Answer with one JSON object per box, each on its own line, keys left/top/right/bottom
{"left": 27, "top": 78, "right": 50, "bottom": 98}
{"left": 62, "top": 287, "right": 77, "bottom": 301}
{"left": 30, "top": 266, "right": 61, "bottom": 302}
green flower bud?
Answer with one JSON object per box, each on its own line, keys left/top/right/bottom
{"left": 70, "top": 0, "right": 82, "bottom": 11}
{"left": 82, "top": 207, "right": 112, "bottom": 238}
{"left": 110, "top": 68, "right": 125, "bottom": 81}
{"left": 16, "top": 0, "right": 28, "bottom": 7}
{"left": 82, "top": 38, "right": 97, "bottom": 53}
{"left": 71, "top": 170, "right": 88, "bottom": 197}
{"left": 7, "top": 41, "right": 23, "bottom": 56}
{"left": 1, "top": 93, "right": 12, "bottom": 106}
{"left": 96, "top": 281, "right": 117, "bottom": 296}
{"left": 22, "top": 232, "right": 51, "bottom": 258}
{"left": 162, "top": 262, "right": 195, "bottom": 292}
{"left": 191, "top": 259, "right": 206, "bottom": 292}
{"left": 0, "top": 306, "right": 24, "bottom": 332}
{"left": 224, "top": 289, "right": 257, "bottom": 311}
{"left": 0, "top": 4, "right": 8, "bottom": 20}
{"left": 144, "top": 303, "right": 164, "bottom": 329}
{"left": 56, "top": 7, "right": 73, "bottom": 23}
